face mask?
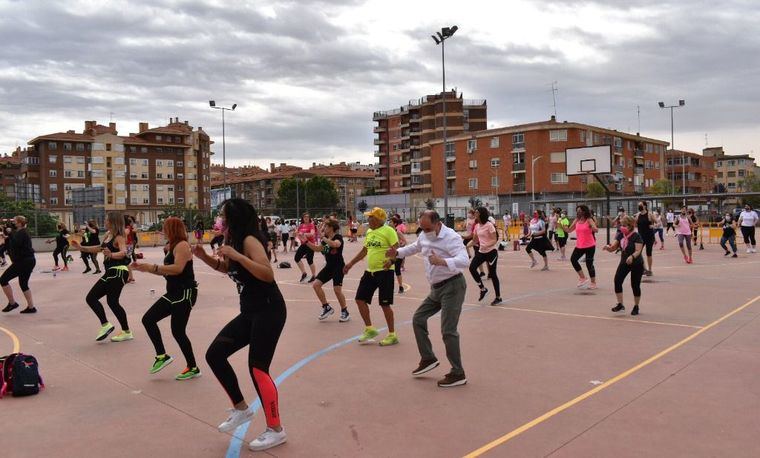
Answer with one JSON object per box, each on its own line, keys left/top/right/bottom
{"left": 533, "top": 212, "right": 538, "bottom": 219}
{"left": 725, "top": 216, "right": 731, "bottom": 221}
{"left": 638, "top": 205, "right": 644, "bottom": 211}
{"left": 620, "top": 226, "right": 630, "bottom": 236}
{"left": 423, "top": 230, "right": 437, "bottom": 241}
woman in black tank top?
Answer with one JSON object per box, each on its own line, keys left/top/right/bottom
{"left": 634, "top": 201, "right": 656, "bottom": 276}
{"left": 72, "top": 211, "right": 132, "bottom": 342}
{"left": 133, "top": 216, "right": 200, "bottom": 380}
{"left": 193, "top": 198, "right": 288, "bottom": 452}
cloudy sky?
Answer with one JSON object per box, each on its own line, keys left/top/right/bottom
{"left": 1, "top": 0, "right": 758, "bottom": 168}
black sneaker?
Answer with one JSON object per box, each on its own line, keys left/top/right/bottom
{"left": 308, "top": 276, "right": 316, "bottom": 283}
{"left": 93, "top": 270, "right": 101, "bottom": 274}
{"left": 490, "top": 297, "right": 503, "bottom": 306}
{"left": 631, "top": 305, "right": 640, "bottom": 316}
{"left": 478, "top": 288, "right": 488, "bottom": 301}
{"left": 437, "top": 372, "right": 467, "bottom": 387}
{"left": 20, "top": 307, "right": 37, "bottom": 314}
{"left": 339, "top": 308, "right": 350, "bottom": 322}
{"left": 412, "top": 359, "right": 439, "bottom": 376}
{"left": 724, "top": 251, "right": 731, "bottom": 257}
{"left": 299, "top": 273, "right": 307, "bottom": 283}
{"left": 644, "top": 270, "right": 653, "bottom": 277}
{"left": 2, "top": 302, "right": 19, "bottom": 313}
{"left": 82, "top": 268, "right": 91, "bottom": 274}
{"left": 398, "top": 286, "right": 404, "bottom": 294}
{"left": 611, "top": 303, "right": 625, "bottom": 313}
{"left": 318, "top": 305, "right": 334, "bottom": 321}
{"left": 732, "top": 254, "right": 738, "bottom": 258}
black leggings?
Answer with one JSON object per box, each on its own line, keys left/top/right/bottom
{"left": 0, "top": 257, "right": 36, "bottom": 292}
{"left": 641, "top": 234, "right": 655, "bottom": 257}
{"left": 81, "top": 251, "right": 100, "bottom": 271}
{"left": 294, "top": 243, "right": 314, "bottom": 265}
{"left": 85, "top": 268, "right": 129, "bottom": 330}
{"left": 741, "top": 226, "right": 756, "bottom": 246}
{"left": 614, "top": 261, "right": 644, "bottom": 297}
{"left": 570, "top": 246, "right": 596, "bottom": 278}
{"left": 142, "top": 288, "right": 198, "bottom": 368}
{"left": 53, "top": 245, "right": 69, "bottom": 267}
{"left": 469, "top": 249, "right": 500, "bottom": 297}
{"left": 206, "top": 297, "right": 286, "bottom": 426}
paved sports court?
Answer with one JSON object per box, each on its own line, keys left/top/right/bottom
{"left": 2, "top": 235, "right": 759, "bottom": 457}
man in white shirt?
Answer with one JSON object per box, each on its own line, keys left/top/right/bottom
{"left": 502, "top": 211, "right": 511, "bottom": 241}
{"left": 665, "top": 209, "right": 675, "bottom": 234}
{"left": 738, "top": 204, "right": 758, "bottom": 253}
{"left": 387, "top": 210, "right": 470, "bottom": 388}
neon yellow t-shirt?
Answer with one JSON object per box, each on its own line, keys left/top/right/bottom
{"left": 556, "top": 217, "right": 570, "bottom": 237}
{"left": 363, "top": 224, "right": 399, "bottom": 272}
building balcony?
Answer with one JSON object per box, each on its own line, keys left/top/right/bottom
{"left": 399, "top": 159, "right": 411, "bottom": 167}
{"left": 377, "top": 163, "right": 388, "bottom": 169}
{"left": 410, "top": 116, "right": 421, "bottom": 123}
{"left": 634, "top": 149, "right": 645, "bottom": 158}
{"left": 400, "top": 122, "right": 410, "bottom": 128}
{"left": 446, "top": 170, "right": 456, "bottom": 179}
{"left": 374, "top": 139, "right": 385, "bottom": 145}
{"left": 513, "top": 182, "right": 526, "bottom": 192}
{"left": 374, "top": 150, "right": 384, "bottom": 157}
{"left": 373, "top": 126, "right": 386, "bottom": 133}
{"left": 512, "top": 162, "right": 525, "bottom": 172}
{"left": 445, "top": 152, "right": 456, "bottom": 162}
{"left": 376, "top": 187, "right": 388, "bottom": 193}
{"left": 410, "top": 130, "right": 421, "bottom": 136}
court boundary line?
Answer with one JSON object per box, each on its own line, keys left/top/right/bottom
{"left": 463, "top": 294, "right": 760, "bottom": 457}
{"left": 489, "top": 305, "right": 703, "bottom": 329}
{"left": 0, "top": 325, "right": 21, "bottom": 353}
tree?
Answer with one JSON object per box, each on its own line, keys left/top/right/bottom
{"left": 357, "top": 199, "right": 368, "bottom": 213}
{"left": 363, "top": 187, "right": 376, "bottom": 196}
{"left": 275, "top": 178, "right": 304, "bottom": 215}
{"left": 153, "top": 204, "right": 212, "bottom": 231}
{"left": 738, "top": 175, "right": 760, "bottom": 207}
{"left": 649, "top": 179, "right": 675, "bottom": 196}
{"left": 468, "top": 196, "right": 482, "bottom": 209}
{"left": 276, "top": 176, "right": 339, "bottom": 217}
{"left": 0, "top": 193, "right": 59, "bottom": 236}
{"left": 585, "top": 182, "right": 606, "bottom": 198}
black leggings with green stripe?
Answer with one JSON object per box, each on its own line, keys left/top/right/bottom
{"left": 142, "top": 288, "right": 198, "bottom": 368}
{"left": 86, "top": 268, "right": 129, "bottom": 330}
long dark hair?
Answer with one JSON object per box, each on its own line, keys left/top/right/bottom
{"left": 576, "top": 205, "right": 591, "bottom": 220}
{"left": 221, "top": 198, "right": 270, "bottom": 260}
{"left": 475, "top": 206, "right": 490, "bottom": 225}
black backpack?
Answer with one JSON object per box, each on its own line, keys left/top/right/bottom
{"left": 0, "top": 353, "right": 44, "bottom": 398}
{"left": 278, "top": 261, "right": 292, "bottom": 269}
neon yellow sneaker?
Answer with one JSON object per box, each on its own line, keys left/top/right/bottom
{"left": 95, "top": 322, "right": 115, "bottom": 341}
{"left": 111, "top": 330, "right": 134, "bottom": 342}
{"left": 358, "top": 326, "right": 378, "bottom": 343}
{"left": 175, "top": 367, "right": 202, "bottom": 381}
{"left": 379, "top": 332, "right": 399, "bottom": 346}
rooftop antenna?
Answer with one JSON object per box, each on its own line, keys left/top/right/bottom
{"left": 636, "top": 105, "right": 640, "bottom": 135}
{"left": 109, "top": 112, "right": 114, "bottom": 123}
{"left": 551, "top": 81, "right": 558, "bottom": 117}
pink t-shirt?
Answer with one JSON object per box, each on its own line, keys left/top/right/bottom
{"left": 675, "top": 215, "right": 691, "bottom": 235}
{"left": 475, "top": 222, "right": 498, "bottom": 252}
{"left": 298, "top": 222, "right": 317, "bottom": 243}
{"left": 575, "top": 219, "right": 596, "bottom": 249}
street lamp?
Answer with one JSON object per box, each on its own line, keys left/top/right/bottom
{"left": 531, "top": 155, "right": 543, "bottom": 212}
{"left": 658, "top": 99, "right": 686, "bottom": 205}
{"left": 209, "top": 100, "right": 237, "bottom": 199}
{"left": 432, "top": 25, "right": 458, "bottom": 225}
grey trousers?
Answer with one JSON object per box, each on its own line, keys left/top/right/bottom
{"left": 413, "top": 273, "right": 467, "bottom": 375}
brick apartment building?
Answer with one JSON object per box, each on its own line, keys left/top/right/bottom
{"left": 373, "top": 91, "right": 487, "bottom": 194}
{"left": 213, "top": 162, "right": 375, "bottom": 215}
{"left": 23, "top": 118, "right": 212, "bottom": 227}
{"left": 703, "top": 146, "right": 758, "bottom": 192}
{"left": 665, "top": 149, "right": 716, "bottom": 194}
{"left": 425, "top": 117, "right": 668, "bottom": 199}
{"left": 0, "top": 148, "right": 23, "bottom": 200}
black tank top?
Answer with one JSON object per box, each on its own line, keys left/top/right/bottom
{"left": 164, "top": 245, "right": 196, "bottom": 293}
{"left": 637, "top": 212, "right": 653, "bottom": 236}
{"left": 226, "top": 244, "right": 284, "bottom": 314}
{"left": 102, "top": 236, "right": 130, "bottom": 269}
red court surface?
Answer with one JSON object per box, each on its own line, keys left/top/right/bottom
{"left": 1, "top": 235, "right": 759, "bottom": 457}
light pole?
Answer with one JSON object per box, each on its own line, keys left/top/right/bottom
{"left": 531, "top": 155, "right": 543, "bottom": 212}
{"left": 432, "top": 25, "right": 458, "bottom": 225}
{"left": 658, "top": 99, "right": 686, "bottom": 205}
{"left": 209, "top": 100, "right": 237, "bottom": 199}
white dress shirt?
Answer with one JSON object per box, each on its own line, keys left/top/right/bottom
{"left": 396, "top": 224, "right": 470, "bottom": 285}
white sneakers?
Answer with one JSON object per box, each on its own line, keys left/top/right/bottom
{"left": 249, "top": 427, "right": 287, "bottom": 451}
{"left": 218, "top": 408, "right": 253, "bottom": 433}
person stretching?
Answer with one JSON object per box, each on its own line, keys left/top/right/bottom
{"left": 604, "top": 216, "right": 644, "bottom": 316}
{"left": 294, "top": 213, "right": 317, "bottom": 283}
{"left": 567, "top": 205, "right": 598, "bottom": 289}
{"left": 468, "top": 207, "right": 502, "bottom": 305}
{"left": 47, "top": 223, "right": 70, "bottom": 272}
{"left": 134, "top": 217, "right": 200, "bottom": 381}
{"left": 1, "top": 216, "right": 37, "bottom": 314}
{"left": 193, "top": 199, "right": 287, "bottom": 452}
{"left": 72, "top": 212, "right": 133, "bottom": 342}
{"left": 309, "top": 219, "right": 350, "bottom": 322}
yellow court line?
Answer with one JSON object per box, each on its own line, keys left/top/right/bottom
{"left": 464, "top": 294, "right": 760, "bottom": 458}
{"left": 0, "top": 325, "right": 21, "bottom": 353}
{"left": 491, "top": 305, "right": 704, "bottom": 330}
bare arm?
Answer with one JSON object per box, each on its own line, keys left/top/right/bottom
{"left": 232, "top": 236, "right": 275, "bottom": 283}
{"left": 193, "top": 243, "right": 229, "bottom": 273}
{"left": 134, "top": 241, "right": 192, "bottom": 276}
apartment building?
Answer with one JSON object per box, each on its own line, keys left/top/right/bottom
{"left": 0, "top": 148, "right": 23, "bottom": 200}
{"left": 373, "top": 91, "right": 487, "bottom": 194}
{"left": 703, "top": 146, "right": 758, "bottom": 192}
{"left": 23, "top": 118, "right": 212, "bottom": 227}
{"left": 427, "top": 117, "right": 668, "bottom": 199}
{"left": 665, "top": 150, "right": 716, "bottom": 194}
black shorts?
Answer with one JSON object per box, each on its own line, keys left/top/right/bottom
{"left": 394, "top": 258, "right": 404, "bottom": 276}
{"left": 355, "top": 270, "right": 394, "bottom": 306}
{"left": 316, "top": 265, "right": 344, "bottom": 286}
{"left": 294, "top": 243, "right": 314, "bottom": 265}
{"left": 549, "top": 230, "right": 555, "bottom": 241}
{"left": 641, "top": 233, "right": 655, "bottom": 256}
{"left": 350, "top": 228, "right": 358, "bottom": 234}
{"left": 557, "top": 235, "right": 568, "bottom": 247}
{"left": 281, "top": 233, "right": 289, "bottom": 244}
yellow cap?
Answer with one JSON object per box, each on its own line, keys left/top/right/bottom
{"left": 364, "top": 207, "right": 387, "bottom": 221}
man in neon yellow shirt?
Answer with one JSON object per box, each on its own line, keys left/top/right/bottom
{"left": 344, "top": 207, "right": 399, "bottom": 346}
{"left": 554, "top": 209, "right": 570, "bottom": 261}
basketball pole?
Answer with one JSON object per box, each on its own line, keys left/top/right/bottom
{"left": 592, "top": 173, "right": 611, "bottom": 245}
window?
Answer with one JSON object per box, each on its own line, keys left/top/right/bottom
{"left": 512, "top": 133, "right": 524, "bottom": 148}
{"left": 166, "top": 173, "right": 173, "bottom": 179}
{"left": 141, "top": 172, "right": 149, "bottom": 179}
{"left": 116, "top": 197, "right": 126, "bottom": 204}
{"left": 491, "top": 176, "right": 499, "bottom": 187}
{"left": 91, "top": 170, "right": 104, "bottom": 178}
{"left": 130, "top": 197, "right": 139, "bottom": 204}
{"left": 50, "top": 197, "right": 58, "bottom": 205}
{"left": 63, "top": 155, "right": 73, "bottom": 163}
{"left": 177, "top": 173, "right": 184, "bottom": 179}
{"left": 728, "top": 171, "right": 736, "bottom": 177}
{"left": 156, "top": 173, "right": 163, "bottom": 179}
{"left": 468, "top": 139, "right": 477, "bottom": 152}
{"left": 49, "top": 170, "right": 57, "bottom": 177}
{"left": 49, "top": 184, "right": 58, "bottom": 192}
{"left": 728, "top": 182, "right": 736, "bottom": 188}
{"left": 167, "top": 160, "right": 174, "bottom": 167}
{"left": 143, "top": 185, "right": 150, "bottom": 191}
{"left": 130, "top": 184, "right": 138, "bottom": 191}
{"left": 63, "top": 143, "right": 72, "bottom": 151}
{"left": 469, "top": 160, "right": 477, "bottom": 169}
{"left": 468, "top": 178, "right": 478, "bottom": 189}
{"left": 140, "top": 159, "right": 147, "bottom": 166}
{"left": 579, "top": 131, "right": 586, "bottom": 143}
{"left": 445, "top": 142, "right": 455, "bottom": 155}
{"left": 739, "top": 169, "right": 746, "bottom": 177}
{"left": 143, "top": 198, "right": 149, "bottom": 204}
{"left": 551, "top": 173, "right": 568, "bottom": 184}
{"left": 645, "top": 143, "right": 654, "bottom": 153}
{"left": 550, "top": 152, "right": 565, "bottom": 163}
{"left": 156, "top": 160, "right": 163, "bottom": 167}
{"left": 490, "top": 137, "right": 500, "bottom": 148}
{"left": 178, "top": 198, "right": 185, "bottom": 204}
{"left": 717, "top": 171, "right": 724, "bottom": 178}
{"left": 177, "top": 161, "right": 184, "bottom": 167}
{"left": 129, "top": 158, "right": 137, "bottom": 166}
{"left": 106, "top": 143, "right": 112, "bottom": 151}
{"left": 92, "top": 156, "right": 104, "bottom": 164}
{"left": 156, "top": 135, "right": 163, "bottom": 141}
{"left": 114, "top": 157, "right": 124, "bottom": 165}
{"left": 76, "top": 156, "right": 85, "bottom": 164}
{"left": 48, "top": 142, "right": 57, "bottom": 150}
{"left": 491, "top": 158, "right": 501, "bottom": 168}
{"left": 613, "top": 137, "right": 623, "bottom": 148}
{"left": 63, "top": 170, "right": 72, "bottom": 178}
{"left": 26, "top": 156, "right": 39, "bottom": 165}
{"left": 77, "top": 171, "right": 85, "bottom": 178}
{"left": 549, "top": 130, "right": 567, "bottom": 142}
{"left": 76, "top": 143, "right": 85, "bottom": 152}
{"left": 141, "top": 147, "right": 147, "bottom": 153}
{"left": 628, "top": 159, "right": 633, "bottom": 168}
{"left": 130, "top": 173, "right": 138, "bottom": 179}
{"left": 156, "top": 147, "right": 163, "bottom": 153}
{"left": 157, "top": 197, "right": 164, "bottom": 205}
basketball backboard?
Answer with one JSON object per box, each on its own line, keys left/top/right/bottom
{"left": 565, "top": 145, "right": 612, "bottom": 176}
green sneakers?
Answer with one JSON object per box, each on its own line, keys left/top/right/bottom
{"left": 111, "top": 330, "right": 134, "bottom": 342}
{"left": 358, "top": 326, "right": 379, "bottom": 343}
{"left": 96, "top": 322, "right": 115, "bottom": 341}
{"left": 379, "top": 332, "right": 399, "bottom": 347}
{"left": 150, "top": 354, "right": 174, "bottom": 374}
{"left": 175, "top": 367, "right": 202, "bottom": 381}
